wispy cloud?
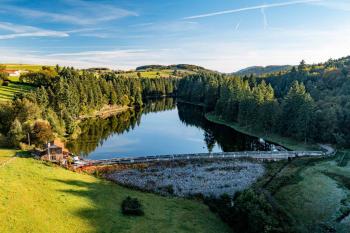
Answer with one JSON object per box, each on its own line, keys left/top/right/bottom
{"left": 47, "top": 49, "right": 149, "bottom": 58}
{"left": 260, "top": 7, "right": 268, "bottom": 29}
{"left": 0, "top": 22, "right": 68, "bottom": 39}
{"left": 184, "top": 0, "right": 323, "bottom": 19}
{"left": 132, "top": 21, "right": 199, "bottom": 33}
{"left": 235, "top": 22, "right": 241, "bottom": 31}
{"left": 1, "top": 1, "right": 138, "bottom": 25}
{"left": 312, "top": 0, "right": 350, "bottom": 11}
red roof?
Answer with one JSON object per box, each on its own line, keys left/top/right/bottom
{"left": 2, "top": 69, "right": 18, "bottom": 74}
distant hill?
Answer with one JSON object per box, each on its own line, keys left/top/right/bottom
{"left": 234, "top": 65, "right": 293, "bottom": 76}
{"left": 136, "top": 64, "right": 208, "bottom": 72}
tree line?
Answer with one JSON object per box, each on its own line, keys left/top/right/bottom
{"left": 0, "top": 65, "right": 9, "bottom": 86}
{"left": 0, "top": 66, "right": 178, "bottom": 148}
{"left": 178, "top": 57, "right": 350, "bottom": 147}
{"left": 2, "top": 56, "right": 350, "bottom": 149}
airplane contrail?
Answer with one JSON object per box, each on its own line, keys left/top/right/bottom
{"left": 184, "top": 0, "right": 323, "bottom": 19}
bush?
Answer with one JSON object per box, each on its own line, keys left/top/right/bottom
{"left": 121, "top": 196, "right": 144, "bottom": 216}
{"left": 19, "top": 142, "right": 34, "bottom": 151}
{"left": 204, "top": 190, "right": 294, "bottom": 233}
{"left": 2, "top": 80, "right": 9, "bottom": 86}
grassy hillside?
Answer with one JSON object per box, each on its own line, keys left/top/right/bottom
{"left": 0, "top": 149, "right": 230, "bottom": 233}
{"left": 262, "top": 153, "right": 350, "bottom": 232}
{"left": 0, "top": 83, "right": 33, "bottom": 102}
{"left": 234, "top": 65, "right": 292, "bottom": 76}
{"left": 125, "top": 69, "right": 177, "bottom": 78}
{"left": 2, "top": 64, "right": 51, "bottom": 72}
{"left": 119, "top": 69, "right": 195, "bottom": 79}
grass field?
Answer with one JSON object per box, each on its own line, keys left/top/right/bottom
{"left": 138, "top": 69, "right": 174, "bottom": 78}
{"left": 206, "top": 113, "right": 319, "bottom": 151}
{"left": 121, "top": 70, "right": 174, "bottom": 78}
{"left": 0, "top": 83, "right": 33, "bottom": 102}
{"left": 2, "top": 64, "right": 49, "bottom": 72}
{"left": 260, "top": 152, "right": 350, "bottom": 232}
{"left": 0, "top": 149, "right": 230, "bottom": 233}
{"left": 121, "top": 69, "right": 194, "bottom": 79}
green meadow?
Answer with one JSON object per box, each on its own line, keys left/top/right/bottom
{"left": 0, "top": 83, "right": 33, "bottom": 102}
{"left": 268, "top": 152, "right": 350, "bottom": 232}
{"left": 0, "top": 149, "right": 230, "bottom": 233}
{"left": 2, "top": 64, "right": 50, "bottom": 72}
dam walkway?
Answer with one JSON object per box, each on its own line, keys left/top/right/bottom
{"left": 85, "top": 148, "right": 335, "bottom": 166}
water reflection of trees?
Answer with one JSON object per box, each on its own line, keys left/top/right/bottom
{"left": 68, "top": 99, "right": 271, "bottom": 157}
{"left": 67, "top": 98, "right": 176, "bottom": 156}
{"left": 142, "top": 98, "right": 176, "bottom": 114}
{"left": 177, "top": 102, "right": 271, "bottom": 152}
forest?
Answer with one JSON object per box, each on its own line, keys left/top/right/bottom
{"left": 1, "top": 56, "right": 350, "bottom": 149}
{"left": 0, "top": 66, "right": 178, "bottom": 148}
{"left": 178, "top": 57, "right": 350, "bottom": 147}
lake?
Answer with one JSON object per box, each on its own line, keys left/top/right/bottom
{"left": 67, "top": 98, "right": 273, "bottom": 160}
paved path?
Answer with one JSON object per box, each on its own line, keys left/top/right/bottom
{"left": 85, "top": 148, "right": 335, "bottom": 166}
{"left": 319, "top": 144, "right": 336, "bottom": 155}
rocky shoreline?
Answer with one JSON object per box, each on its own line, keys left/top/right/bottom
{"left": 105, "top": 159, "right": 265, "bottom": 197}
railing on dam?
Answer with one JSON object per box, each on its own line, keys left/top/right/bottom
{"left": 86, "top": 150, "right": 331, "bottom": 166}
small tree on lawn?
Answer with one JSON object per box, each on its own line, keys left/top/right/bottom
{"left": 121, "top": 196, "right": 144, "bottom": 216}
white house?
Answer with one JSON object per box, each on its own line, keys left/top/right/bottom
{"left": 3, "top": 69, "right": 21, "bottom": 77}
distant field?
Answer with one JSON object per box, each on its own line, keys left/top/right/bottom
{"left": 139, "top": 69, "right": 174, "bottom": 78}
{"left": 2, "top": 64, "right": 49, "bottom": 72}
{"left": 121, "top": 70, "right": 173, "bottom": 78}
{"left": 1, "top": 64, "right": 49, "bottom": 83}
{"left": 0, "top": 83, "right": 33, "bottom": 102}
{"left": 1, "top": 64, "right": 194, "bottom": 79}
{"left": 0, "top": 149, "right": 229, "bottom": 233}
{"left": 120, "top": 69, "right": 194, "bottom": 78}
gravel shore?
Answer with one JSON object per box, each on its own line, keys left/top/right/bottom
{"left": 106, "top": 159, "right": 265, "bottom": 197}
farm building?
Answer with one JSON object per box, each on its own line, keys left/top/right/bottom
{"left": 32, "top": 140, "right": 70, "bottom": 163}
{"left": 3, "top": 69, "right": 21, "bottom": 77}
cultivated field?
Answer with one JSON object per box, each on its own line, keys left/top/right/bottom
{"left": 120, "top": 69, "right": 194, "bottom": 78}
{"left": 0, "top": 149, "right": 230, "bottom": 233}
{"left": 2, "top": 64, "right": 50, "bottom": 72}
{"left": 0, "top": 83, "right": 33, "bottom": 102}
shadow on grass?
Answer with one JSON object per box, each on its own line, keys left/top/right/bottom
{"left": 50, "top": 178, "right": 135, "bottom": 233}
{"left": 46, "top": 176, "right": 230, "bottom": 233}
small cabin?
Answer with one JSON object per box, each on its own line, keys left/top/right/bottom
{"left": 32, "top": 140, "right": 69, "bottom": 163}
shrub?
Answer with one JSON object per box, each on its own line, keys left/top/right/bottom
{"left": 121, "top": 196, "right": 144, "bottom": 216}
{"left": 159, "top": 185, "right": 174, "bottom": 195}
{"left": 19, "top": 142, "right": 34, "bottom": 151}
{"left": 204, "top": 190, "right": 294, "bottom": 233}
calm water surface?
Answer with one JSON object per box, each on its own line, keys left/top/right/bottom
{"left": 68, "top": 98, "right": 272, "bottom": 160}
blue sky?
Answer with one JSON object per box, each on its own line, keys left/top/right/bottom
{"left": 0, "top": 0, "right": 350, "bottom": 72}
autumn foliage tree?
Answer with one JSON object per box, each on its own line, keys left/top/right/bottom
{"left": 31, "top": 120, "right": 54, "bottom": 147}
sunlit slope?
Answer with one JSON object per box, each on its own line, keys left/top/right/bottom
{"left": 0, "top": 83, "right": 33, "bottom": 102}
{"left": 274, "top": 152, "right": 350, "bottom": 232}
{"left": 1, "top": 64, "right": 52, "bottom": 72}
{"left": 0, "top": 149, "right": 229, "bottom": 233}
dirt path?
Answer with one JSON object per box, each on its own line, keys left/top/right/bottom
{"left": 0, "top": 157, "right": 16, "bottom": 168}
